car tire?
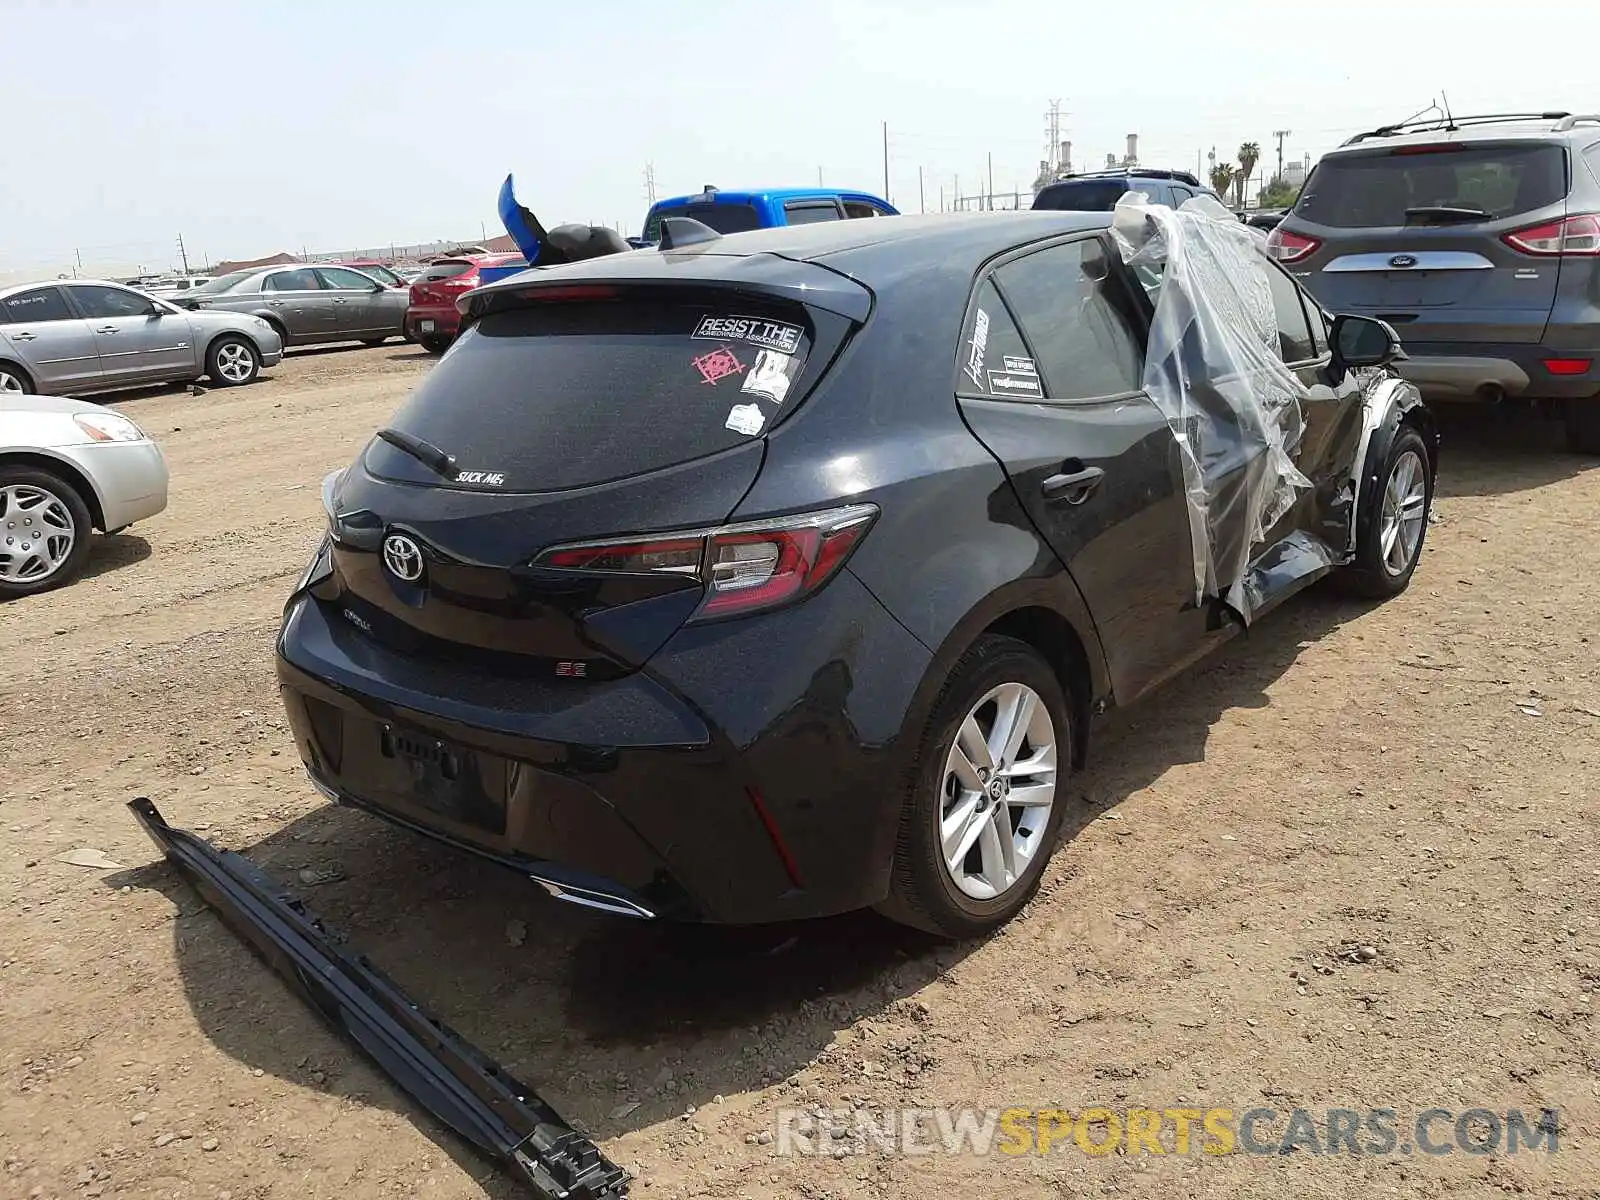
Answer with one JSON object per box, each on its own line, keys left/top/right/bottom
{"left": 206, "top": 335, "right": 261, "bottom": 387}
{"left": 0, "top": 466, "right": 93, "bottom": 599}
{"left": 0, "top": 361, "right": 35, "bottom": 395}
{"left": 1564, "top": 401, "right": 1600, "bottom": 455}
{"left": 418, "top": 335, "right": 451, "bottom": 355}
{"left": 876, "top": 634, "right": 1073, "bottom": 939}
{"left": 1333, "top": 424, "right": 1433, "bottom": 599}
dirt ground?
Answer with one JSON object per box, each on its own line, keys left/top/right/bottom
{"left": 2, "top": 344, "right": 1598, "bottom": 1200}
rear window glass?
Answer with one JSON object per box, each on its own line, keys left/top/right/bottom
{"left": 1033, "top": 180, "right": 1151, "bottom": 212}
{"left": 418, "top": 261, "right": 473, "bottom": 282}
{"left": 366, "top": 299, "right": 815, "bottom": 491}
{"left": 1295, "top": 143, "right": 1568, "bottom": 227}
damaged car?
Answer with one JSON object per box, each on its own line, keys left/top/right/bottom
{"left": 273, "top": 197, "right": 1437, "bottom": 939}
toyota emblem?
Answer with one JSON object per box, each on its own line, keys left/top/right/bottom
{"left": 382, "top": 533, "right": 424, "bottom": 583}
{"left": 1389, "top": 253, "right": 1418, "bottom": 269}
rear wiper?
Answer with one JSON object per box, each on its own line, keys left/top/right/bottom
{"left": 376, "top": 427, "right": 457, "bottom": 479}
{"left": 1404, "top": 205, "right": 1489, "bottom": 225}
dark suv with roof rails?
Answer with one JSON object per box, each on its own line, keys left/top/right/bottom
{"left": 1269, "top": 110, "right": 1600, "bottom": 453}
{"left": 1032, "top": 168, "right": 1221, "bottom": 212}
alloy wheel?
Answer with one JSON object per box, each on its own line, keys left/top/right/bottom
{"left": 1379, "top": 449, "right": 1427, "bottom": 576}
{"left": 0, "top": 369, "right": 27, "bottom": 395}
{"left": 216, "top": 342, "right": 256, "bottom": 383}
{"left": 0, "top": 483, "right": 77, "bottom": 584}
{"left": 939, "top": 681, "right": 1058, "bottom": 901}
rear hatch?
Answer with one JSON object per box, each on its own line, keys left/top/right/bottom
{"left": 1276, "top": 139, "right": 1570, "bottom": 343}
{"left": 1033, "top": 178, "right": 1158, "bottom": 211}
{"left": 322, "top": 282, "right": 860, "bottom": 680}
{"left": 408, "top": 259, "right": 477, "bottom": 307}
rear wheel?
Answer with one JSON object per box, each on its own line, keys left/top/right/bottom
{"left": 419, "top": 335, "right": 451, "bottom": 355}
{"left": 0, "top": 467, "right": 92, "bottom": 598}
{"left": 206, "top": 335, "right": 260, "bottom": 387}
{"left": 1565, "top": 400, "right": 1600, "bottom": 455}
{"left": 0, "top": 362, "right": 34, "bottom": 395}
{"left": 877, "top": 635, "right": 1072, "bottom": 938}
{"left": 1334, "top": 425, "right": 1433, "bottom": 599}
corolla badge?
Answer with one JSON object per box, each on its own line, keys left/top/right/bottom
{"left": 382, "top": 533, "right": 424, "bottom": 582}
{"left": 1389, "top": 254, "right": 1419, "bottom": 269}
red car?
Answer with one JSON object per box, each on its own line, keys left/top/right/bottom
{"left": 405, "top": 253, "right": 527, "bottom": 354}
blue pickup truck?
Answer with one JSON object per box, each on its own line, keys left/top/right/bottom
{"left": 492, "top": 175, "right": 898, "bottom": 278}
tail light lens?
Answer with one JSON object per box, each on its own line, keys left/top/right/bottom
{"left": 1266, "top": 227, "right": 1321, "bottom": 263}
{"left": 535, "top": 504, "right": 879, "bottom": 622}
{"left": 1502, "top": 215, "right": 1600, "bottom": 256}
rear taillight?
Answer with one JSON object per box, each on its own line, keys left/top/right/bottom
{"left": 1266, "top": 227, "right": 1321, "bottom": 263}
{"left": 1502, "top": 214, "right": 1600, "bottom": 257}
{"left": 1543, "top": 357, "right": 1593, "bottom": 375}
{"left": 536, "top": 504, "right": 878, "bottom": 622}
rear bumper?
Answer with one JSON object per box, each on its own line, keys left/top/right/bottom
{"left": 273, "top": 567, "right": 934, "bottom": 924}
{"left": 1394, "top": 343, "right": 1600, "bottom": 401}
{"left": 405, "top": 307, "right": 461, "bottom": 339}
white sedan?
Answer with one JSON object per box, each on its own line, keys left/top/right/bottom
{"left": 0, "top": 395, "right": 168, "bottom": 597}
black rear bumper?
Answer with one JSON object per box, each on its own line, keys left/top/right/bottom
{"left": 1393, "top": 343, "right": 1600, "bottom": 401}
{"left": 129, "top": 797, "right": 628, "bottom": 1200}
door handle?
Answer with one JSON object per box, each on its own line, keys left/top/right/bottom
{"left": 267, "top": 300, "right": 284, "bottom": 307}
{"left": 96, "top": 326, "right": 119, "bottom": 334}
{"left": 11, "top": 331, "right": 36, "bottom": 341}
{"left": 1040, "top": 464, "right": 1105, "bottom": 504}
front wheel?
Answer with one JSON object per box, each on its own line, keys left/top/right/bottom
{"left": 1334, "top": 425, "right": 1433, "bottom": 599}
{"left": 206, "top": 335, "right": 261, "bottom": 387}
{"left": 876, "top": 635, "right": 1073, "bottom": 938}
{"left": 0, "top": 467, "right": 92, "bottom": 598}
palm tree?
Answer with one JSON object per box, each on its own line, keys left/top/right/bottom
{"left": 1209, "top": 162, "right": 1237, "bottom": 197}
{"left": 1236, "top": 142, "right": 1261, "bottom": 208}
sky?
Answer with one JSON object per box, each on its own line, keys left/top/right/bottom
{"left": 4, "top": 0, "right": 1599, "bottom": 280}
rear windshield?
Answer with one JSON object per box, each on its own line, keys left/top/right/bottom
{"left": 643, "top": 202, "right": 763, "bottom": 241}
{"left": 366, "top": 297, "right": 815, "bottom": 491}
{"left": 1033, "top": 180, "right": 1146, "bottom": 212}
{"left": 418, "top": 261, "right": 474, "bottom": 282}
{"left": 189, "top": 270, "right": 256, "bottom": 294}
{"left": 1295, "top": 143, "right": 1568, "bottom": 228}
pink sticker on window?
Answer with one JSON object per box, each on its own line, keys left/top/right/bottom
{"left": 692, "top": 344, "right": 747, "bottom": 386}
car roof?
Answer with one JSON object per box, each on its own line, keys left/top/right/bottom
{"left": 1334, "top": 112, "right": 1600, "bottom": 153}
{"left": 652, "top": 187, "right": 891, "bottom": 208}
{"left": 471, "top": 212, "right": 1113, "bottom": 309}
{"left": 0, "top": 278, "right": 146, "bottom": 300}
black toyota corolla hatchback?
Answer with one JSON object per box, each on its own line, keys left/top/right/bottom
{"left": 277, "top": 207, "right": 1438, "bottom": 938}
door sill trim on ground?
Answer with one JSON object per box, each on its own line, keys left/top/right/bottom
{"left": 128, "top": 797, "right": 630, "bottom": 1200}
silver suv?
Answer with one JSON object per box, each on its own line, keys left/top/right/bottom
{"left": 1270, "top": 111, "right": 1600, "bottom": 453}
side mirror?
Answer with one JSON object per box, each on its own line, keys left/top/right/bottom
{"left": 1330, "top": 313, "right": 1403, "bottom": 368}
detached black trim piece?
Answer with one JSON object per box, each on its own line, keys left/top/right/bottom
{"left": 129, "top": 797, "right": 628, "bottom": 1200}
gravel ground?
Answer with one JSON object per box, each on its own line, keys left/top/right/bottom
{"left": 2, "top": 344, "right": 1597, "bottom": 1199}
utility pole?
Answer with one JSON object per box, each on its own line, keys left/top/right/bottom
{"left": 643, "top": 162, "right": 657, "bottom": 205}
{"left": 939, "top": 185, "right": 944, "bottom": 212}
{"left": 1273, "top": 129, "right": 1291, "bottom": 184}
{"left": 74, "top": 248, "right": 83, "bottom": 276}
{"left": 176, "top": 233, "right": 190, "bottom": 275}
{"left": 954, "top": 174, "right": 960, "bottom": 211}
{"left": 818, "top": 166, "right": 823, "bottom": 186}
{"left": 987, "top": 152, "right": 994, "bottom": 211}
{"left": 881, "top": 121, "right": 890, "bottom": 204}
{"left": 918, "top": 166, "right": 925, "bottom": 214}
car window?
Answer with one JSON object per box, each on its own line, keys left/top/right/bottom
{"left": 67, "top": 285, "right": 156, "bottom": 319}
{"left": 264, "top": 269, "right": 322, "bottom": 292}
{"left": 993, "top": 239, "right": 1145, "bottom": 400}
{"left": 367, "top": 297, "right": 816, "bottom": 491}
{"left": 2, "top": 287, "right": 74, "bottom": 323}
{"left": 1033, "top": 179, "right": 1135, "bottom": 212}
{"left": 1261, "top": 260, "right": 1317, "bottom": 363}
{"left": 418, "top": 261, "right": 474, "bottom": 282}
{"left": 644, "top": 203, "right": 764, "bottom": 241}
{"left": 785, "top": 203, "right": 842, "bottom": 225}
{"left": 317, "top": 267, "right": 379, "bottom": 290}
{"left": 188, "top": 270, "right": 256, "bottom": 294}
{"left": 953, "top": 280, "right": 1040, "bottom": 399}
{"left": 842, "top": 201, "right": 881, "bottom": 219}
{"left": 1585, "top": 142, "right": 1600, "bottom": 184}
{"left": 1170, "top": 185, "right": 1195, "bottom": 205}
{"left": 1295, "top": 142, "right": 1568, "bottom": 228}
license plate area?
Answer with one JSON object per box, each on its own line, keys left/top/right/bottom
{"left": 419, "top": 319, "right": 435, "bottom": 332}
{"left": 377, "top": 723, "right": 506, "bottom": 835}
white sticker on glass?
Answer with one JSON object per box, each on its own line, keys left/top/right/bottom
{"left": 741, "top": 349, "right": 795, "bottom": 405}
{"left": 725, "top": 403, "right": 766, "bottom": 436}
{"left": 963, "top": 308, "right": 990, "bottom": 389}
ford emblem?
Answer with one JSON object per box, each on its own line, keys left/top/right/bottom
{"left": 1389, "top": 254, "right": 1418, "bottom": 269}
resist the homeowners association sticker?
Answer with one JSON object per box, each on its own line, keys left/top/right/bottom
{"left": 693, "top": 314, "right": 804, "bottom": 355}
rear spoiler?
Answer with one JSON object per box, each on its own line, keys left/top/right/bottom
{"left": 129, "top": 798, "right": 629, "bottom": 1200}
{"left": 498, "top": 173, "right": 633, "bottom": 266}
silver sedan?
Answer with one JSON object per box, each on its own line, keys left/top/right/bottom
{"left": 0, "top": 279, "right": 283, "bottom": 397}
{"left": 171, "top": 264, "right": 410, "bottom": 348}
{"left": 1, "top": 394, "right": 168, "bottom": 597}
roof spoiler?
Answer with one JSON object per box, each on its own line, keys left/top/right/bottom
{"left": 497, "top": 173, "right": 632, "bottom": 266}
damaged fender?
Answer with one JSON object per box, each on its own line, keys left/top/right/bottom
{"left": 129, "top": 797, "right": 628, "bottom": 1200}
